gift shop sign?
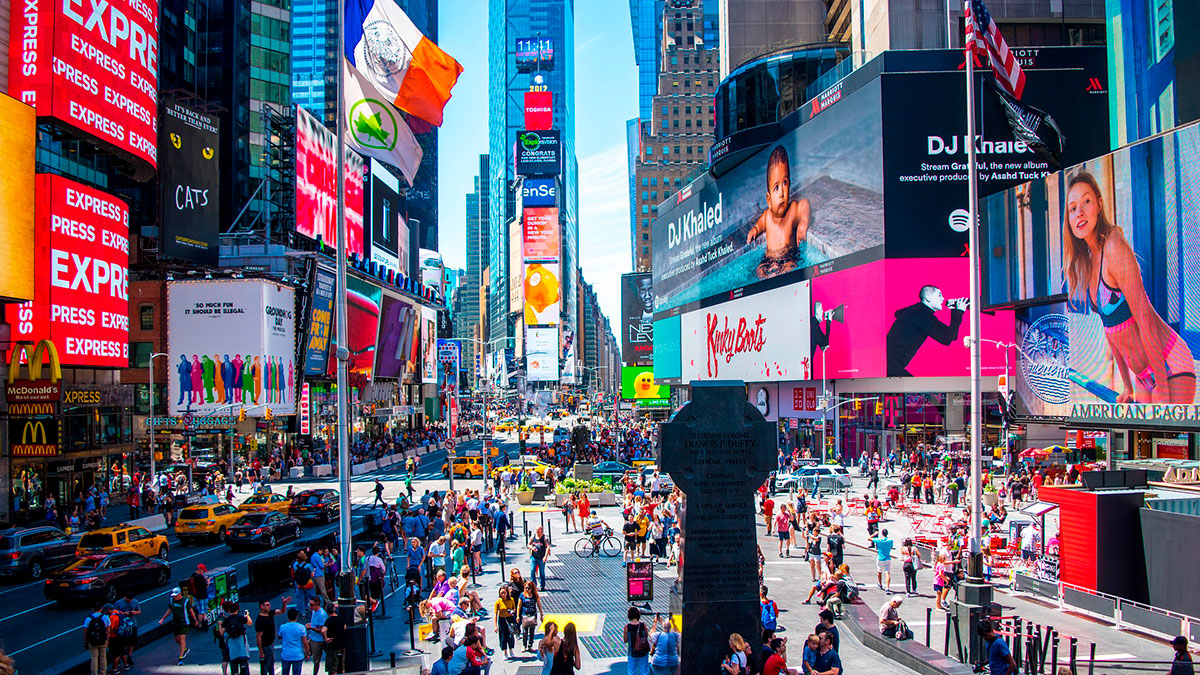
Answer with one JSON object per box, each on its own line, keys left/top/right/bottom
{"left": 680, "top": 282, "right": 811, "bottom": 383}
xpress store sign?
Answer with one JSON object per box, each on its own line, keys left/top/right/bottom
{"left": 9, "top": 0, "right": 160, "bottom": 176}
{"left": 5, "top": 175, "right": 130, "bottom": 367}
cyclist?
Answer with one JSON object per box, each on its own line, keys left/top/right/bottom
{"left": 586, "top": 513, "right": 607, "bottom": 541}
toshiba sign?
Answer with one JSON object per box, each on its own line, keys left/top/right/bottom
{"left": 9, "top": 0, "right": 160, "bottom": 177}
{"left": 524, "top": 91, "right": 553, "bottom": 130}
{"left": 5, "top": 175, "right": 130, "bottom": 367}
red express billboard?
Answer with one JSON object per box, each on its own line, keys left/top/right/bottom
{"left": 9, "top": 0, "right": 160, "bottom": 176}
{"left": 5, "top": 175, "right": 130, "bottom": 367}
{"left": 295, "top": 105, "right": 364, "bottom": 257}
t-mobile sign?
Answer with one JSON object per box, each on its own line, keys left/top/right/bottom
{"left": 5, "top": 175, "right": 130, "bottom": 367}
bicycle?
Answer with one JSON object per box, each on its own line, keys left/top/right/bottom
{"left": 573, "top": 527, "right": 622, "bottom": 558}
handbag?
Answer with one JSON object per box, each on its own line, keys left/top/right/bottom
{"left": 522, "top": 615, "right": 538, "bottom": 629}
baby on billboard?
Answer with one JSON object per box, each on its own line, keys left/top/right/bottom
{"left": 746, "top": 145, "right": 811, "bottom": 278}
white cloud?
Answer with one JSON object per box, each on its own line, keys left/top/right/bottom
{"left": 577, "top": 142, "right": 633, "bottom": 341}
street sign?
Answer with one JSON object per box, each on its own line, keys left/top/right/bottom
{"left": 446, "top": 439, "right": 455, "bottom": 450}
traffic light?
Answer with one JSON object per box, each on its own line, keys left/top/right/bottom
{"left": 265, "top": 408, "right": 274, "bottom": 420}
{"left": 875, "top": 401, "right": 884, "bottom": 415}
{"left": 238, "top": 408, "right": 246, "bottom": 422}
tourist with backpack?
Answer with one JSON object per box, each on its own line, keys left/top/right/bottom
{"left": 216, "top": 601, "right": 253, "bottom": 675}
{"left": 82, "top": 601, "right": 111, "bottom": 675}
{"left": 623, "top": 607, "right": 651, "bottom": 675}
{"left": 648, "top": 614, "right": 680, "bottom": 675}
{"left": 113, "top": 590, "right": 141, "bottom": 672}
{"left": 159, "top": 587, "right": 200, "bottom": 665}
{"left": 760, "top": 586, "right": 779, "bottom": 634}
{"left": 292, "top": 552, "right": 317, "bottom": 616}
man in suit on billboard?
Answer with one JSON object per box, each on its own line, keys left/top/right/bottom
{"left": 886, "top": 285, "right": 966, "bottom": 377}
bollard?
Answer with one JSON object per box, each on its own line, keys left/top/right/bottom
{"left": 953, "top": 611, "right": 964, "bottom": 663}
{"left": 1050, "top": 630, "right": 1059, "bottom": 674}
{"left": 944, "top": 611, "right": 952, "bottom": 656}
{"left": 499, "top": 541, "right": 507, "bottom": 584}
{"left": 1034, "top": 625, "right": 1043, "bottom": 674}
{"left": 926, "top": 607, "right": 932, "bottom": 647}
{"left": 1014, "top": 617, "right": 1023, "bottom": 671}
{"left": 391, "top": 652, "right": 397, "bottom": 668}
{"left": 1088, "top": 641, "right": 1096, "bottom": 675}
{"left": 1069, "top": 636, "right": 1077, "bottom": 673}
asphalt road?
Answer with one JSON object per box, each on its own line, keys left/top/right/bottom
{"left": 2, "top": 432, "right": 528, "bottom": 674}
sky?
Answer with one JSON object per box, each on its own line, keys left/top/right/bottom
{"left": 437, "top": 0, "right": 639, "bottom": 334}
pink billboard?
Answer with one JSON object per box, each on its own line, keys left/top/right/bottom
{"left": 810, "top": 261, "right": 888, "bottom": 379}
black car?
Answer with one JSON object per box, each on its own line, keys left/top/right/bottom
{"left": 0, "top": 526, "right": 79, "bottom": 579}
{"left": 288, "top": 489, "right": 339, "bottom": 523}
{"left": 227, "top": 512, "right": 302, "bottom": 549}
{"left": 44, "top": 552, "right": 170, "bottom": 603}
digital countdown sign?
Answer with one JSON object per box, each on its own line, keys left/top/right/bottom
{"left": 9, "top": 0, "right": 161, "bottom": 177}
{"left": 5, "top": 175, "right": 130, "bottom": 367}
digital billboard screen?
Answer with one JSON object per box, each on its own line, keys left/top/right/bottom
{"left": 436, "top": 339, "right": 460, "bottom": 401}
{"left": 652, "top": 79, "right": 884, "bottom": 314}
{"left": 5, "top": 175, "right": 129, "bottom": 367}
{"left": 365, "top": 159, "right": 406, "bottom": 275}
{"left": 8, "top": 0, "right": 160, "bottom": 176}
{"left": 523, "top": 262, "right": 561, "bottom": 326}
{"left": 515, "top": 130, "right": 561, "bottom": 176}
{"left": 515, "top": 37, "right": 554, "bottom": 69}
{"left": 621, "top": 272, "right": 653, "bottom": 365}
{"left": 159, "top": 96, "right": 220, "bottom": 265}
{"left": 421, "top": 306, "right": 438, "bottom": 384}
{"left": 295, "top": 105, "right": 364, "bottom": 257}
{"left": 621, "top": 366, "right": 669, "bottom": 406}
{"left": 1013, "top": 302, "right": 1070, "bottom": 420}
{"left": 526, "top": 326, "right": 558, "bottom": 382}
{"left": 325, "top": 277, "right": 382, "bottom": 387}
{"left": 0, "top": 93, "right": 36, "bottom": 303}
{"left": 166, "top": 280, "right": 297, "bottom": 416}
{"left": 375, "top": 295, "right": 414, "bottom": 379}
{"left": 521, "top": 178, "right": 556, "bottom": 207}
{"left": 302, "top": 266, "right": 335, "bottom": 377}
{"left": 522, "top": 207, "right": 559, "bottom": 261}
{"left": 524, "top": 91, "right": 553, "bottom": 130}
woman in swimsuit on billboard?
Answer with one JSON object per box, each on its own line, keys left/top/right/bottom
{"left": 1062, "top": 171, "right": 1196, "bottom": 404}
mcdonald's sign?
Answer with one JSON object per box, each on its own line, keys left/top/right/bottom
{"left": 8, "top": 417, "right": 61, "bottom": 457}
{"left": 4, "top": 340, "right": 62, "bottom": 411}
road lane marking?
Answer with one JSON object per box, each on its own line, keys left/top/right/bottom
{"left": 0, "top": 599, "right": 56, "bottom": 622}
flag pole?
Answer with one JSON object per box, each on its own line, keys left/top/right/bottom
{"left": 334, "top": 0, "right": 354, "bottom": 603}
{"left": 964, "top": 7, "right": 984, "bottom": 581}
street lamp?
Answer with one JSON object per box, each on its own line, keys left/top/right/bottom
{"left": 147, "top": 353, "right": 168, "bottom": 484}
{"left": 963, "top": 336, "right": 1033, "bottom": 481}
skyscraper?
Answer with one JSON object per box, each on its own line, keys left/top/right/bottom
{"left": 487, "top": 0, "right": 578, "bottom": 368}
{"left": 717, "top": 0, "right": 827, "bottom": 78}
{"left": 457, "top": 155, "right": 491, "bottom": 389}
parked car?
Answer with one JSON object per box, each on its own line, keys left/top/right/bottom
{"left": 589, "top": 461, "right": 633, "bottom": 477}
{"left": 227, "top": 512, "right": 302, "bottom": 549}
{"left": 175, "top": 503, "right": 244, "bottom": 544}
{"left": 553, "top": 427, "right": 571, "bottom": 443}
{"left": 779, "top": 465, "right": 853, "bottom": 492}
{"left": 239, "top": 492, "right": 292, "bottom": 514}
{"left": 77, "top": 524, "right": 169, "bottom": 560}
{"left": 44, "top": 552, "right": 170, "bottom": 603}
{"left": 288, "top": 489, "right": 339, "bottom": 523}
{"left": 0, "top": 526, "right": 79, "bottom": 579}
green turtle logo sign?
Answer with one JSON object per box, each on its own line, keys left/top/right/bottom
{"left": 349, "top": 98, "right": 399, "bottom": 151}
{"left": 520, "top": 132, "right": 542, "bottom": 150}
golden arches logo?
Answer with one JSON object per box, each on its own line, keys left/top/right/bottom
{"left": 8, "top": 340, "right": 62, "bottom": 384}
{"left": 21, "top": 420, "right": 48, "bottom": 444}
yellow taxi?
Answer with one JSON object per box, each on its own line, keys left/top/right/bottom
{"left": 238, "top": 492, "right": 292, "bottom": 513}
{"left": 76, "top": 524, "right": 169, "bottom": 560}
{"left": 175, "top": 503, "right": 245, "bottom": 544}
{"left": 490, "top": 461, "right": 554, "bottom": 479}
{"left": 493, "top": 422, "right": 516, "bottom": 433}
{"left": 441, "top": 456, "right": 487, "bottom": 478}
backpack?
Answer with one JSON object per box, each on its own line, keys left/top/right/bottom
{"left": 85, "top": 614, "right": 109, "bottom": 647}
{"left": 530, "top": 538, "right": 547, "bottom": 560}
{"left": 117, "top": 614, "right": 136, "bottom": 637}
{"left": 368, "top": 563, "right": 384, "bottom": 584}
{"left": 760, "top": 600, "right": 777, "bottom": 631}
{"left": 293, "top": 562, "right": 313, "bottom": 588}
{"left": 630, "top": 623, "right": 650, "bottom": 657}
{"left": 223, "top": 613, "right": 247, "bottom": 639}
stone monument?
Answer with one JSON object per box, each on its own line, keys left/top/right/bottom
{"left": 660, "top": 381, "right": 776, "bottom": 672}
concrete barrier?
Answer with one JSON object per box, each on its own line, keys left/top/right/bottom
{"left": 378, "top": 456, "right": 392, "bottom": 468}
{"left": 351, "top": 461, "right": 378, "bottom": 475}
{"left": 313, "top": 464, "right": 333, "bottom": 477}
{"left": 289, "top": 466, "right": 303, "bottom": 479}
{"left": 127, "top": 513, "right": 168, "bottom": 532}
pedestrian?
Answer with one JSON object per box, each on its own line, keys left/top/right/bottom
{"left": 304, "top": 598, "right": 327, "bottom": 675}
{"left": 933, "top": 551, "right": 951, "bottom": 610}
{"left": 372, "top": 480, "right": 386, "bottom": 508}
{"left": 760, "top": 586, "right": 779, "bottom": 634}
{"left": 815, "top": 609, "right": 840, "bottom": 653}
{"left": 278, "top": 609, "right": 306, "bottom": 675}
{"left": 517, "top": 581, "right": 542, "bottom": 651}
{"left": 775, "top": 506, "right": 791, "bottom": 557}
{"left": 562, "top": 494, "right": 576, "bottom": 533}
{"left": 900, "top": 538, "right": 920, "bottom": 596}
{"left": 978, "top": 619, "right": 1017, "bottom": 675}
{"left": 406, "top": 537, "right": 426, "bottom": 589}
{"left": 528, "top": 526, "right": 549, "bottom": 590}
{"left": 82, "top": 601, "right": 110, "bottom": 675}
{"left": 761, "top": 637, "right": 798, "bottom": 675}
{"left": 429, "top": 645, "right": 454, "bottom": 675}
{"left": 721, "top": 633, "right": 749, "bottom": 675}
{"left": 158, "top": 587, "right": 198, "bottom": 665}
{"left": 1170, "top": 636, "right": 1196, "bottom": 675}
{"left": 871, "top": 528, "right": 894, "bottom": 593}
{"left": 811, "top": 630, "right": 842, "bottom": 675}
{"left": 310, "top": 547, "right": 331, "bottom": 608}
{"left": 256, "top": 596, "right": 291, "bottom": 675}
{"left": 292, "top": 552, "right": 317, "bottom": 614}
{"left": 623, "top": 607, "right": 652, "bottom": 675}
{"left": 552, "top": 621, "right": 581, "bottom": 675}
{"left": 877, "top": 597, "right": 907, "bottom": 639}
{"left": 623, "top": 513, "right": 639, "bottom": 564}
{"left": 826, "top": 525, "right": 845, "bottom": 569}
{"left": 648, "top": 614, "right": 680, "bottom": 675}
{"left": 323, "top": 600, "right": 347, "bottom": 674}
{"left": 219, "top": 602, "right": 253, "bottom": 675}
{"left": 493, "top": 585, "right": 518, "bottom": 659}
{"left": 113, "top": 589, "right": 141, "bottom": 672}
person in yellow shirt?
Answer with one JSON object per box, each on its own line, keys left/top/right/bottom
{"left": 635, "top": 511, "right": 650, "bottom": 557}
{"left": 493, "top": 585, "right": 518, "bottom": 659}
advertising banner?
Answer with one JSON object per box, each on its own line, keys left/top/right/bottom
{"left": 166, "top": 280, "right": 297, "bottom": 416}
{"left": 809, "top": 261, "right": 888, "bottom": 379}
{"left": 523, "top": 262, "right": 561, "bottom": 326}
{"left": 525, "top": 326, "right": 558, "bottom": 382}
{"left": 560, "top": 327, "right": 576, "bottom": 385}
{"left": 679, "top": 281, "right": 812, "bottom": 383}
{"left": 652, "top": 80, "right": 884, "bottom": 314}
{"left": 524, "top": 91, "right": 553, "bottom": 130}
{"left": 748, "top": 382, "right": 778, "bottom": 421}
{"left": 299, "top": 382, "right": 311, "bottom": 434}
{"left": 521, "top": 178, "right": 557, "bottom": 207}
{"left": 653, "top": 315, "right": 682, "bottom": 381}
{"left": 8, "top": 0, "right": 160, "bottom": 174}
{"left": 515, "top": 130, "right": 561, "bottom": 176}
{"left": 621, "top": 366, "right": 670, "bottom": 407}
{"left": 436, "top": 339, "right": 460, "bottom": 401}
{"left": 9, "top": 417, "right": 61, "bottom": 457}
{"left": 295, "top": 105, "right": 364, "bottom": 256}
{"left": 1013, "top": 303, "right": 1070, "bottom": 420}
{"left": 5, "top": 175, "right": 129, "bottom": 368}
{"left": 159, "top": 96, "right": 220, "bottom": 264}
{"left": 522, "top": 207, "right": 560, "bottom": 261}
{"left": 881, "top": 48, "right": 1110, "bottom": 259}
{"left": 779, "top": 382, "right": 826, "bottom": 420}
{"left": 621, "top": 272, "right": 654, "bottom": 365}
{"left": 303, "top": 266, "right": 335, "bottom": 376}
{"left": 375, "top": 295, "right": 414, "bottom": 379}
{"left": 0, "top": 93, "right": 35, "bottom": 303}
{"left": 515, "top": 37, "right": 554, "bottom": 69}
{"left": 419, "top": 249, "right": 444, "bottom": 293}
{"left": 883, "top": 259, "right": 1015, "bottom": 378}
{"left": 325, "top": 277, "right": 382, "bottom": 385}
{"left": 365, "top": 158, "right": 406, "bottom": 275}
{"left": 421, "top": 306, "right": 438, "bottom": 384}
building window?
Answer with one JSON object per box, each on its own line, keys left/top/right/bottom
{"left": 642, "top": 177, "right": 649, "bottom": 186}
{"left": 642, "top": 191, "right": 649, "bottom": 200}
{"left": 663, "top": 145, "right": 669, "bottom": 154}
{"left": 642, "top": 233, "right": 649, "bottom": 241}
{"left": 139, "top": 304, "right": 154, "bottom": 330}
{"left": 643, "top": 246, "right": 649, "bottom": 255}
{"left": 651, "top": 178, "right": 657, "bottom": 186}
{"left": 131, "top": 342, "right": 153, "bottom": 368}
{"left": 674, "top": 146, "right": 681, "bottom": 154}
{"left": 651, "top": 191, "right": 657, "bottom": 200}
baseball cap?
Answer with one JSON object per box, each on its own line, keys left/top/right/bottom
{"left": 171, "top": 588, "right": 182, "bottom": 597}
{"left": 1172, "top": 636, "right": 1189, "bottom": 647}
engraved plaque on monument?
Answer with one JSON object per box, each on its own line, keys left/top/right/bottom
{"left": 660, "top": 381, "right": 776, "bottom": 673}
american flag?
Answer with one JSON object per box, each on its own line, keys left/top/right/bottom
{"left": 964, "top": 0, "right": 1026, "bottom": 100}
